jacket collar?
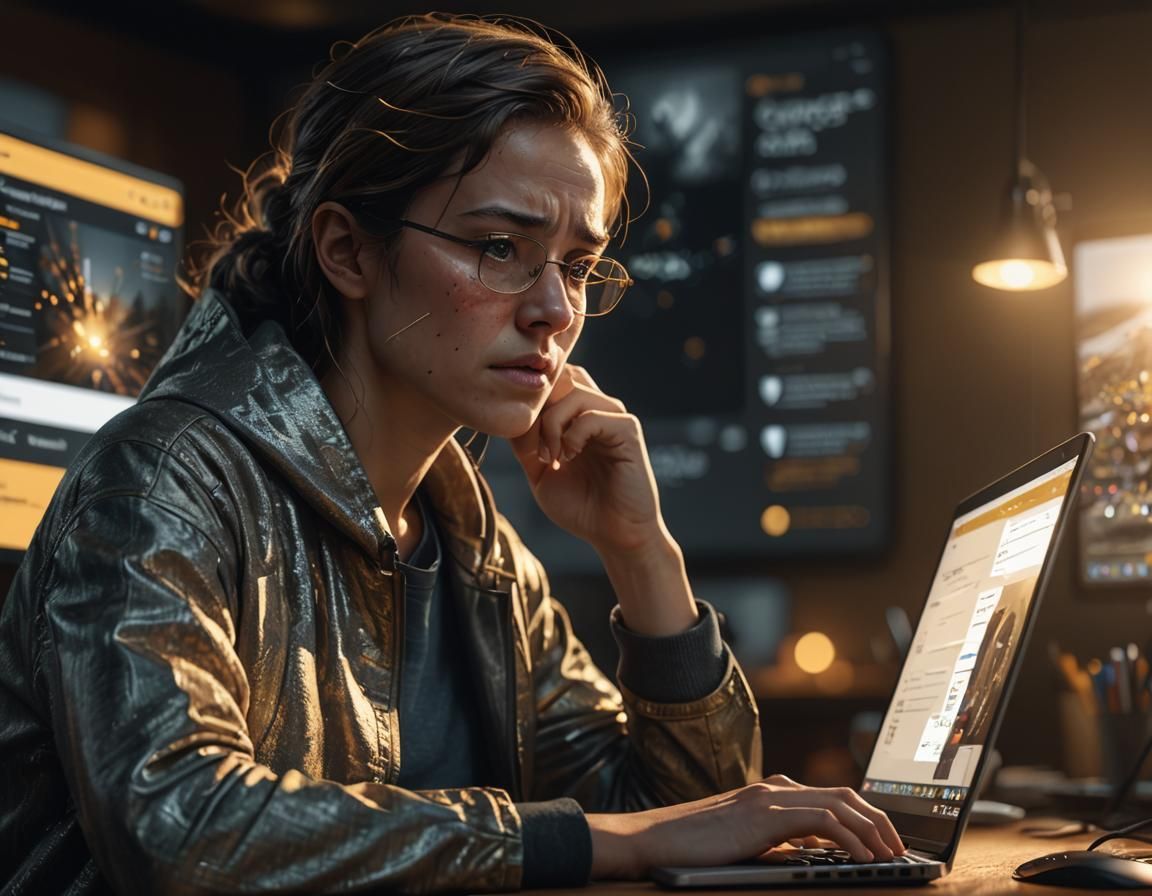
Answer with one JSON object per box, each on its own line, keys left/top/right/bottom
{"left": 139, "top": 290, "right": 500, "bottom": 579}
{"left": 422, "top": 438, "right": 506, "bottom": 589}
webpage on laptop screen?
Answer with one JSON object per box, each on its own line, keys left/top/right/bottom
{"left": 861, "top": 458, "right": 1078, "bottom": 822}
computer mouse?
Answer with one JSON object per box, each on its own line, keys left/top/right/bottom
{"left": 1014, "top": 850, "right": 1152, "bottom": 888}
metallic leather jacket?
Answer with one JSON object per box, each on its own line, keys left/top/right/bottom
{"left": 0, "top": 291, "right": 762, "bottom": 895}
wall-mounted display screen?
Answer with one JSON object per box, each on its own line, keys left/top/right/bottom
{"left": 0, "top": 123, "right": 185, "bottom": 559}
{"left": 484, "top": 32, "right": 890, "bottom": 571}
{"left": 1074, "top": 232, "right": 1152, "bottom": 587}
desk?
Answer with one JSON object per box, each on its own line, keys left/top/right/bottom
{"left": 523, "top": 824, "right": 1104, "bottom": 896}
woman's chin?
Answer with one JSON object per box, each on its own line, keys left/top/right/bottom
{"left": 461, "top": 407, "right": 540, "bottom": 441}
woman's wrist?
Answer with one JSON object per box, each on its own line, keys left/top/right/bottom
{"left": 587, "top": 812, "right": 645, "bottom": 880}
{"left": 597, "top": 531, "right": 698, "bottom": 637}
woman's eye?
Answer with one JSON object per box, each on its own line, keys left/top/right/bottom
{"left": 483, "top": 238, "right": 515, "bottom": 262}
{"left": 568, "top": 259, "right": 592, "bottom": 283}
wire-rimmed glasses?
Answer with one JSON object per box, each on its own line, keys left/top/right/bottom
{"left": 340, "top": 201, "right": 632, "bottom": 316}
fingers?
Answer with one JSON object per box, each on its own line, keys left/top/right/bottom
{"left": 535, "top": 371, "right": 630, "bottom": 467}
{"left": 837, "top": 789, "right": 905, "bottom": 856}
{"left": 548, "top": 410, "right": 639, "bottom": 467}
{"left": 747, "top": 783, "right": 902, "bottom": 861}
{"left": 564, "top": 363, "right": 602, "bottom": 392}
{"left": 768, "top": 807, "right": 874, "bottom": 863}
{"left": 798, "top": 786, "right": 903, "bottom": 857}
{"left": 763, "top": 773, "right": 801, "bottom": 789}
{"left": 787, "top": 835, "right": 834, "bottom": 849}
{"left": 505, "top": 364, "right": 605, "bottom": 472}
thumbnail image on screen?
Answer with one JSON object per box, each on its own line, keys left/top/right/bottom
{"left": 1074, "top": 233, "right": 1152, "bottom": 587}
{"left": 0, "top": 125, "right": 184, "bottom": 556}
{"left": 23, "top": 218, "right": 177, "bottom": 394}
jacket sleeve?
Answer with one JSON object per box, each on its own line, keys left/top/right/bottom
{"left": 36, "top": 490, "right": 524, "bottom": 895}
{"left": 503, "top": 523, "right": 763, "bottom": 811}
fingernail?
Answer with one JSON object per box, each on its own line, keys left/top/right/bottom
{"left": 561, "top": 449, "right": 574, "bottom": 462}
{"left": 538, "top": 445, "right": 551, "bottom": 464}
{"left": 550, "top": 458, "right": 561, "bottom": 471}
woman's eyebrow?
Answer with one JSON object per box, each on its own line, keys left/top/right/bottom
{"left": 461, "top": 205, "right": 610, "bottom": 248}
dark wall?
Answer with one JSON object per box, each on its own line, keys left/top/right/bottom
{"left": 0, "top": 3, "right": 253, "bottom": 255}
{"left": 2, "top": 1, "right": 1150, "bottom": 774}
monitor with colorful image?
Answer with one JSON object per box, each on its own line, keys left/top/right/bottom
{"left": 0, "top": 123, "right": 185, "bottom": 558}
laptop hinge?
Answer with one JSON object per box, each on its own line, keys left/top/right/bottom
{"left": 903, "top": 839, "right": 950, "bottom": 859}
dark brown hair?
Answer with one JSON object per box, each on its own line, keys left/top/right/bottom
{"left": 186, "top": 13, "right": 635, "bottom": 374}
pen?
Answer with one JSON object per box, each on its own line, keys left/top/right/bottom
{"left": 1138, "top": 652, "right": 1152, "bottom": 711}
{"left": 1112, "top": 646, "right": 1132, "bottom": 714}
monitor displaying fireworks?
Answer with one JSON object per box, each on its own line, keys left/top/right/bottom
{"left": 32, "top": 218, "right": 173, "bottom": 395}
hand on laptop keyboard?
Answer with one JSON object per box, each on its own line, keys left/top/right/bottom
{"left": 758, "top": 848, "right": 857, "bottom": 865}
{"left": 757, "top": 848, "right": 921, "bottom": 866}
{"left": 585, "top": 773, "right": 906, "bottom": 879}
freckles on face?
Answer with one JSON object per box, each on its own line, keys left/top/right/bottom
{"left": 451, "top": 286, "right": 492, "bottom": 315}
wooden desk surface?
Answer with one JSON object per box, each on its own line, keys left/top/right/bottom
{"left": 523, "top": 823, "right": 1107, "bottom": 896}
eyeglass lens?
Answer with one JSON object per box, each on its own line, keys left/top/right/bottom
{"left": 477, "top": 235, "right": 628, "bottom": 316}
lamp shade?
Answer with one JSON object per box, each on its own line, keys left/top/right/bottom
{"left": 972, "top": 164, "right": 1067, "bottom": 291}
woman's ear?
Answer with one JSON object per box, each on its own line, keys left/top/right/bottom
{"left": 312, "top": 201, "right": 381, "bottom": 301}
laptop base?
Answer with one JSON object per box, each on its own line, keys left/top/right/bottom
{"left": 652, "top": 856, "right": 944, "bottom": 888}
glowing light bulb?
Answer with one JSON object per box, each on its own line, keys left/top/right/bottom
{"left": 972, "top": 258, "right": 1066, "bottom": 291}
{"left": 998, "top": 260, "right": 1036, "bottom": 289}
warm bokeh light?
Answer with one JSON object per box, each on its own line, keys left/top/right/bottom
{"left": 760, "top": 504, "right": 791, "bottom": 536}
{"left": 683, "top": 336, "right": 706, "bottom": 361}
{"left": 794, "top": 631, "right": 836, "bottom": 674}
{"left": 971, "top": 258, "right": 1067, "bottom": 291}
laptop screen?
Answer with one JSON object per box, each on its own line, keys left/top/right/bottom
{"left": 860, "top": 437, "right": 1089, "bottom": 851}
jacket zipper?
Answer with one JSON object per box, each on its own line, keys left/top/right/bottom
{"left": 379, "top": 532, "right": 405, "bottom": 785}
{"left": 502, "top": 592, "right": 522, "bottom": 800}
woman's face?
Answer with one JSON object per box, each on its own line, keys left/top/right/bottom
{"left": 361, "top": 122, "right": 610, "bottom": 439}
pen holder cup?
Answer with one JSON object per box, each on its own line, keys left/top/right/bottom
{"left": 1060, "top": 692, "right": 1102, "bottom": 779}
{"left": 1098, "top": 710, "right": 1152, "bottom": 791}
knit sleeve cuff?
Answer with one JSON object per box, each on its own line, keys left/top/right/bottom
{"left": 519, "top": 798, "right": 592, "bottom": 888}
{"left": 610, "top": 600, "right": 729, "bottom": 703}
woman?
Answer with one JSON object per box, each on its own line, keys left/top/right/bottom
{"left": 0, "top": 14, "right": 903, "bottom": 894}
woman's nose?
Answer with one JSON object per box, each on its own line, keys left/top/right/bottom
{"left": 518, "top": 263, "right": 576, "bottom": 332}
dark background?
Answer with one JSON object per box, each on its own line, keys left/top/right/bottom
{"left": 2, "top": 0, "right": 1150, "bottom": 785}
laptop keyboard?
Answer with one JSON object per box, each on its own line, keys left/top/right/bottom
{"left": 761, "top": 849, "right": 925, "bottom": 866}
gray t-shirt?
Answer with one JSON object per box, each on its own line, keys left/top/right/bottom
{"left": 395, "top": 495, "right": 488, "bottom": 789}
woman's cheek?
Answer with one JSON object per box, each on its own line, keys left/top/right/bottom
{"left": 450, "top": 287, "right": 515, "bottom": 344}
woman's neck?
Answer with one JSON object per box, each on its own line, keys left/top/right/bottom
{"left": 320, "top": 358, "right": 456, "bottom": 556}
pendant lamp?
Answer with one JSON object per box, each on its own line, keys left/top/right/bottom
{"left": 971, "top": 0, "right": 1067, "bottom": 292}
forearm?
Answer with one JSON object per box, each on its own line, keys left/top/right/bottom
{"left": 587, "top": 812, "right": 644, "bottom": 880}
{"left": 597, "top": 527, "right": 697, "bottom": 636}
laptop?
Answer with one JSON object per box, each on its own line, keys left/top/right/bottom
{"left": 653, "top": 432, "right": 1095, "bottom": 888}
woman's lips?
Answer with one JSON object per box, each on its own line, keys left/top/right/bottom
{"left": 490, "top": 354, "right": 553, "bottom": 390}
{"left": 489, "top": 365, "right": 549, "bottom": 390}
